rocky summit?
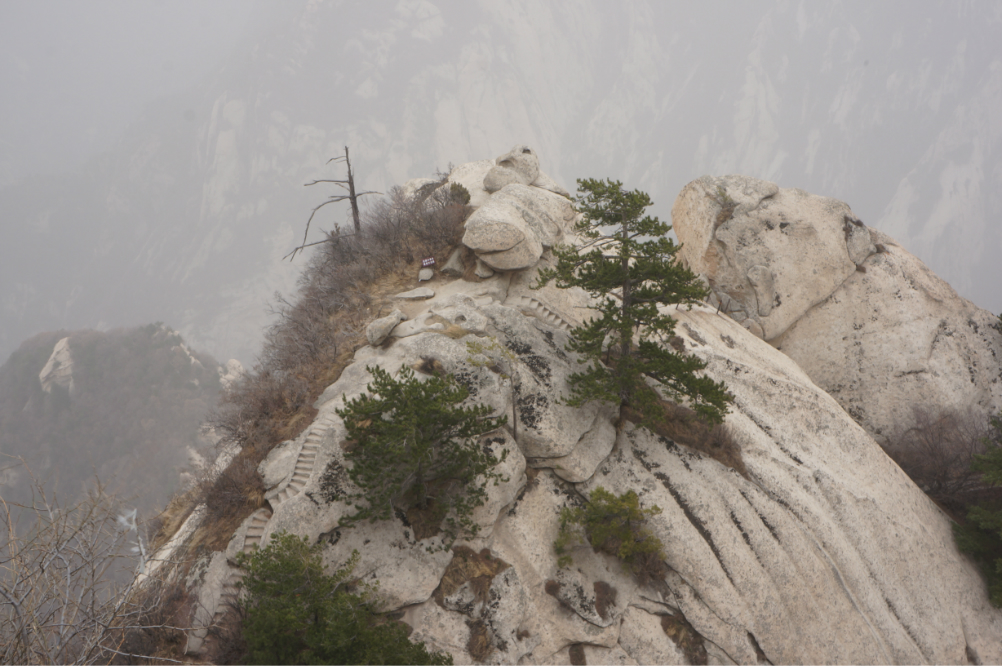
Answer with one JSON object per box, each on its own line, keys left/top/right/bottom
{"left": 165, "top": 148, "right": 1002, "bottom": 664}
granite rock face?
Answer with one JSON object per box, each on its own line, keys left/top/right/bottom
{"left": 168, "top": 165, "right": 1002, "bottom": 663}
{"left": 775, "top": 228, "right": 1002, "bottom": 440}
{"left": 191, "top": 267, "right": 1002, "bottom": 663}
{"left": 672, "top": 174, "right": 1002, "bottom": 441}
{"left": 672, "top": 174, "right": 868, "bottom": 341}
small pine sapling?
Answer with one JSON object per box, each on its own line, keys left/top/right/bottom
{"left": 535, "top": 177, "right": 732, "bottom": 428}
{"left": 555, "top": 486, "right": 666, "bottom": 583}
{"left": 466, "top": 337, "right": 520, "bottom": 440}
{"left": 335, "top": 365, "right": 508, "bottom": 548}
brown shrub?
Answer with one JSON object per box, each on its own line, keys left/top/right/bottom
{"left": 156, "top": 183, "right": 472, "bottom": 550}
{"left": 107, "top": 574, "right": 189, "bottom": 664}
{"left": 433, "top": 546, "right": 509, "bottom": 608}
{"left": 622, "top": 398, "right": 746, "bottom": 478}
{"left": 882, "top": 407, "right": 999, "bottom": 519}
{"left": 466, "top": 619, "right": 492, "bottom": 662}
{"left": 593, "top": 581, "right": 617, "bottom": 620}
{"left": 661, "top": 613, "right": 707, "bottom": 665}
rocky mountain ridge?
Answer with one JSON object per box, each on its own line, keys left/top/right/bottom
{"left": 164, "top": 149, "right": 1002, "bottom": 664}
{"left": 0, "top": 324, "right": 236, "bottom": 514}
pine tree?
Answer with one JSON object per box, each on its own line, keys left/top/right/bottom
{"left": 953, "top": 413, "right": 1002, "bottom": 606}
{"left": 335, "top": 365, "right": 508, "bottom": 547}
{"left": 237, "top": 531, "right": 452, "bottom": 664}
{"left": 535, "top": 178, "right": 732, "bottom": 426}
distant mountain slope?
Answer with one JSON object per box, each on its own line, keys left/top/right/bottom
{"left": 1, "top": 0, "right": 998, "bottom": 365}
{"left": 0, "top": 324, "right": 224, "bottom": 513}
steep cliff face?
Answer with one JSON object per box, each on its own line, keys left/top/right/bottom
{"left": 169, "top": 157, "right": 1002, "bottom": 664}
{"left": 673, "top": 174, "right": 1002, "bottom": 442}
{"left": 0, "top": 325, "right": 231, "bottom": 514}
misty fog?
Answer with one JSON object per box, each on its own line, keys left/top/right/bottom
{"left": 2, "top": 0, "right": 1000, "bottom": 366}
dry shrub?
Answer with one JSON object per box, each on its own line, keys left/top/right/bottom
{"left": 882, "top": 407, "right": 998, "bottom": 518}
{"left": 201, "top": 602, "right": 248, "bottom": 666}
{"left": 626, "top": 548, "right": 669, "bottom": 588}
{"left": 593, "top": 581, "right": 617, "bottom": 620}
{"left": 196, "top": 453, "right": 266, "bottom": 552}
{"left": 661, "top": 613, "right": 707, "bottom": 665}
{"left": 108, "top": 575, "right": 190, "bottom": 665}
{"left": 622, "top": 399, "right": 746, "bottom": 477}
{"left": 433, "top": 546, "right": 510, "bottom": 608}
{"left": 159, "top": 183, "right": 472, "bottom": 550}
{"left": 466, "top": 619, "right": 492, "bottom": 662}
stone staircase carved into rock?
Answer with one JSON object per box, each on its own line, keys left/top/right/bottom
{"left": 270, "top": 413, "right": 335, "bottom": 504}
{"left": 511, "top": 295, "right": 573, "bottom": 331}
{"left": 191, "top": 412, "right": 338, "bottom": 655}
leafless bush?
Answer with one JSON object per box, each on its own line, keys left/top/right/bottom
{"left": 0, "top": 463, "right": 187, "bottom": 664}
{"left": 882, "top": 407, "right": 996, "bottom": 516}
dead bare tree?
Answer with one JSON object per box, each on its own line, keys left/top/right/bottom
{"left": 0, "top": 461, "right": 188, "bottom": 664}
{"left": 287, "top": 146, "right": 380, "bottom": 261}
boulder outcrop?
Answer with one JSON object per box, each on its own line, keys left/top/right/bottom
{"left": 168, "top": 162, "right": 1002, "bottom": 664}
{"left": 457, "top": 146, "right": 576, "bottom": 271}
{"left": 462, "top": 184, "right": 575, "bottom": 271}
{"left": 673, "top": 174, "right": 1002, "bottom": 441}
{"left": 38, "top": 336, "right": 74, "bottom": 394}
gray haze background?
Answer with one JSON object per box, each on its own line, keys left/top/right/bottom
{"left": 2, "top": 0, "right": 1000, "bottom": 367}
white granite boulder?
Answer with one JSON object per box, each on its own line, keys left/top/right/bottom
{"left": 673, "top": 174, "right": 1002, "bottom": 442}
{"left": 484, "top": 144, "right": 541, "bottom": 193}
{"left": 365, "top": 308, "right": 406, "bottom": 346}
{"left": 775, "top": 228, "right": 1002, "bottom": 441}
{"left": 672, "top": 174, "right": 869, "bottom": 341}
{"left": 463, "top": 184, "right": 573, "bottom": 271}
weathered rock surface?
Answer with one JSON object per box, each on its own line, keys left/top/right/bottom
{"left": 484, "top": 145, "right": 541, "bottom": 193}
{"left": 167, "top": 164, "right": 1002, "bottom": 664}
{"left": 775, "top": 228, "right": 1002, "bottom": 440}
{"left": 223, "top": 278, "right": 1002, "bottom": 663}
{"left": 462, "top": 184, "right": 574, "bottom": 271}
{"left": 672, "top": 174, "right": 865, "bottom": 341}
{"left": 673, "top": 174, "right": 1002, "bottom": 441}
{"left": 394, "top": 286, "right": 435, "bottom": 300}
{"left": 365, "top": 308, "right": 406, "bottom": 346}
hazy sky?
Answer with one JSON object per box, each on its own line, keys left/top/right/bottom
{"left": 1, "top": 0, "right": 999, "bottom": 366}
{"left": 0, "top": 0, "right": 275, "bottom": 184}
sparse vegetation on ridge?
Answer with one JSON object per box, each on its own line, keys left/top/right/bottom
{"left": 159, "top": 180, "right": 472, "bottom": 553}
{"left": 952, "top": 413, "right": 1002, "bottom": 606}
{"left": 554, "top": 486, "right": 666, "bottom": 585}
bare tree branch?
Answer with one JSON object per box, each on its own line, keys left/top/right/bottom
{"left": 0, "top": 460, "right": 189, "bottom": 664}
{"left": 289, "top": 145, "right": 381, "bottom": 261}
